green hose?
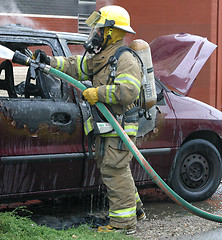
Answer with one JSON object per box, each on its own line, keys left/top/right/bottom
{"left": 49, "top": 67, "right": 222, "bottom": 222}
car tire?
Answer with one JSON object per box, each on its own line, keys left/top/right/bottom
{"left": 169, "top": 139, "right": 222, "bottom": 202}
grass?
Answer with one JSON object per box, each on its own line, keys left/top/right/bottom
{"left": 0, "top": 207, "right": 136, "bottom": 240}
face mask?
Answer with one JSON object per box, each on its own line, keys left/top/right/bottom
{"left": 83, "top": 28, "right": 104, "bottom": 54}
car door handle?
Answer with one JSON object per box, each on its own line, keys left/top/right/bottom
{"left": 51, "top": 112, "right": 71, "bottom": 125}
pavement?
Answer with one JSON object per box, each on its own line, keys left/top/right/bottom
{"left": 180, "top": 227, "right": 222, "bottom": 240}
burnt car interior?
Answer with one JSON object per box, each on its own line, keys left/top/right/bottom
{"left": 0, "top": 42, "right": 65, "bottom": 100}
{"left": 0, "top": 60, "right": 17, "bottom": 98}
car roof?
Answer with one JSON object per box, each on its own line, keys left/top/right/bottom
{"left": 0, "top": 24, "right": 88, "bottom": 42}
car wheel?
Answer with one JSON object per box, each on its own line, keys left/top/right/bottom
{"left": 169, "top": 139, "right": 222, "bottom": 202}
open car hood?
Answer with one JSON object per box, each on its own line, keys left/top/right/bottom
{"left": 150, "top": 33, "right": 217, "bottom": 95}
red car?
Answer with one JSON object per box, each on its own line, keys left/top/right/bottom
{"left": 0, "top": 25, "right": 221, "bottom": 203}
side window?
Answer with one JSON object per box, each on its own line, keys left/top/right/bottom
{"left": 25, "top": 45, "right": 63, "bottom": 99}
{"left": 67, "top": 43, "right": 85, "bottom": 56}
{"left": 0, "top": 42, "right": 62, "bottom": 100}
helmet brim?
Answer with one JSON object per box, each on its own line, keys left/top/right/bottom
{"left": 114, "top": 25, "right": 136, "bottom": 34}
{"left": 85, "top": 10, "right": 136, "bottom": 34}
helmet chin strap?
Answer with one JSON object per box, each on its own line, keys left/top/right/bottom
{"left": 100, "top": 27, "right": 113, "bottom": 51}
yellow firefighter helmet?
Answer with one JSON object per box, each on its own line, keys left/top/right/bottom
{"left": 85, "top": 5, "right": 135, "bottom": 34}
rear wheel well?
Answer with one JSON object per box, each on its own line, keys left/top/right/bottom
{"left": 169, "top": 139, "right": 221, "bottom": 201}
{"left": 182, "top": 130, "right": 222, "bottom": 158}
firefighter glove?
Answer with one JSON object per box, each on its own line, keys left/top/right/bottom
{"left": 83, "top": 87, "right": 99, "bottom": 105}
{"left": 33, "top": 49, "right": 50, "bottom": 65}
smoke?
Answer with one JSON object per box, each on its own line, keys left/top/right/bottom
{"left": 96, "top": 0, "right": 115, "bottom": 9}
{"left": 0, "top": 0, "right": 41, "bottom": 28}
{"left": 1, "top": 1, "right": 21, "bottom": 13}
{"left": 98, "top": 0, "right": 115, "bottom": 4}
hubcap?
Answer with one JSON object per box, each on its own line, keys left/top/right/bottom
{"left": 180, "top": 154, "right": 210, "bottom": 188}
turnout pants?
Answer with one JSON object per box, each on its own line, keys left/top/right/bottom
{"left": 95, "top": 136, "right": 143, "bottom": 228}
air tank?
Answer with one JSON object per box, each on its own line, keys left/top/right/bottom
{"left": 129, "top": 39, "right": 157, "bottom": 111}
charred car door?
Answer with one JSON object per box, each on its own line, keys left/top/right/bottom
{"left": 0, "top": 35, "right": 85, "bottom": 201}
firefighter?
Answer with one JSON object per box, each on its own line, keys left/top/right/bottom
{"left": 35, "top": 5, "right": 146, "bottom": 234}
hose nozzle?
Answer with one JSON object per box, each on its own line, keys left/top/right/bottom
{"left": 12, "top": 50, "right": 31, "bottom": 66}
{"left": 11, "top": 50, "right": 50, "bottom": 74}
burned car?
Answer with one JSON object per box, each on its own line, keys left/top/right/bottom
{"left": 0, "top": 25, "right": 221, "bottom": 203}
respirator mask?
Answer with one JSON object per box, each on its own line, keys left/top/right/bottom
{"left": 83, "top": 28, "right": 104, "bottom": 54}
{"left": 83, "top": 11, "right": 115, "bottom": 54}
{"left": 81, "top": 11, "right": 115, "bottom": 76}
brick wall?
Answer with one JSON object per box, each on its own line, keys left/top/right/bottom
{"left": 0, "top": 0, "right": 96, "bottom": 33}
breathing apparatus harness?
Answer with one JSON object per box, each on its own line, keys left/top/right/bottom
{"left": 80, "top": 24, "right": 154, "bottom": 141}
{"left": 82, "top": 45, "right": 153, "bottom": 146}
{"left": 82, "top": 42, "right": 150, "bottom": 118}
{"left": 108, "top": 46, "right": 151, "bottom": 119}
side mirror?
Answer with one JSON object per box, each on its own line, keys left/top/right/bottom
{"left": 157, "top": 89, "right": 164, "bottom": 102}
